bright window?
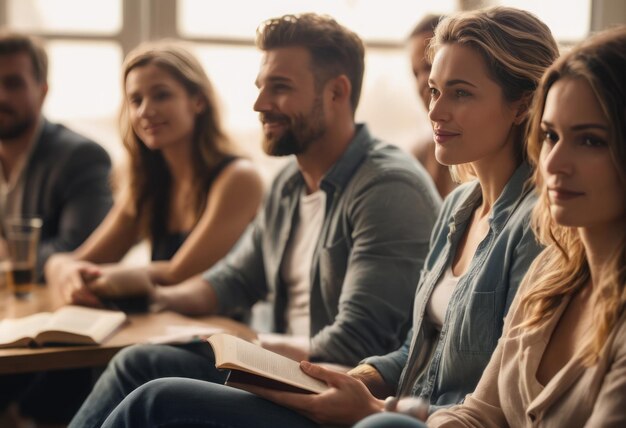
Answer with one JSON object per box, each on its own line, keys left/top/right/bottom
{"left": 179, "top": 0, "right": 456, "bottom": 42}
{"left": 8, "top": 0, "right": 122, "bottom": 35}
{"left": 43, "top": 41, "right": 124, "bottom": 160}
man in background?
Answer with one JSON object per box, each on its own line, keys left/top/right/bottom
{"left": 0, "top": 30, "right": 112, "bottom": 427}
{"left": 0, "top": 31, "right": 112, "bottom": 279}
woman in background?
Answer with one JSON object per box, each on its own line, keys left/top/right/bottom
{"left": 408, "top": 14, "right": 457, "bottom": 199}
{"left": 45, "top": 41, "right": 263, "bottom": 305}
{"left": 362, "top": 25, "right": 626, "bottom": 428}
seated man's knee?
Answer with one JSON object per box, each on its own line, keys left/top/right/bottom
{"left": 109, "top": 344, "right": 155, "bottom": 374}
{"left": 129, "top": 378, "right": 173, "bottom": 404}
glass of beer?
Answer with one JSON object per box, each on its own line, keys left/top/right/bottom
{"left": 4, "top": 217, "right": 42, "bottom": 298}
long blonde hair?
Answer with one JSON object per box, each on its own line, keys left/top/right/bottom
{"left": 427, "top": 6, "right": 558, "bottom": 183}
{"left": 523, "top": 27, "right": 626, "bottom": 365}
{"left": 120, "top": 41, "right": 238, "bottom": 241}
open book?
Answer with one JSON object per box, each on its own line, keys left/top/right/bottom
{"left": 207, "top": 333, "right": 329, "bottom": 394}
{"left": 0, "top": 305, "right": 127, "bottom": 348}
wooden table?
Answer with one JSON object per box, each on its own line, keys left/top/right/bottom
{"left": 0, "top": 286, "right": 255, "bottom": 375}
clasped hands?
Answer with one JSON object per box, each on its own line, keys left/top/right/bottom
{"left": 48, "top": 257, "right": 154, "bottom": 307}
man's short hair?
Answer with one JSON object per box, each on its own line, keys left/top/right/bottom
{"left": 256, "top": 13, "right": 365, "bottom": 114}
{"left": 0, "top": 30, "right": 48, "bottom": 83}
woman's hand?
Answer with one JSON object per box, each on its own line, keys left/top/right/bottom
{"left": 86, "top": 265, "right": 155, "bottom": 300}
{"left": 44, "top": 254, "right": 103, "bottom": 307}
{"left": 234, "top": 361, "right": 384, "bottom": 426}
{"left": 384, "top": 396, "right": 430, "bottom": 421}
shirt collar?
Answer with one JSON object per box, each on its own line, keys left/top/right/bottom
{"left": 450, "top": 162, "right": 534, "bottom": 228}
{"left": 281, "top": 123, "right": 375, "bottom": 197}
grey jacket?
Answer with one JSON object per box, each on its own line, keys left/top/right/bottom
{"left": 364, "top": 162, "right": 543, "bottom": 409}
{"left": 204, "top": 124, "right": 441, "bottom": 366}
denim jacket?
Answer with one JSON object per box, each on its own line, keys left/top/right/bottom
{"left": 363, "top": 162, "right": 542, "bottom": 408}
{"left": 204, "top": 124, "right": 441, "bottom": 366}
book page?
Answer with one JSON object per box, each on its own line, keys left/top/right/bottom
{"left": 40, "top": 306, "right": 127, "bottom": 344}
{"left": 210, "top": 334, "right": 328, "bottom": 394}
{"left": 0, "top": 312, "right": 52, "bottom": 347}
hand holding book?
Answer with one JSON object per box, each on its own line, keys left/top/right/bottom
{"left": 207, "top": 333, "right": 328, "bottom": 394}
{"left": 206, "top": 334, "right": 384, "bottom": 426}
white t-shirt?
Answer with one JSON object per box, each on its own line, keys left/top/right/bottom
{"left": 425, "top": 264, "right": 461, "bottom": 329}
{"left": 281, "top": 189, "right": 326, "bottom": 337}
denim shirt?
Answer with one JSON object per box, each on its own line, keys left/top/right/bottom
{"left": 204, "top": 124, "right": 441, "bottom": 366}
{"left": 363, "top": 162, "right": 543, "bottom": 407}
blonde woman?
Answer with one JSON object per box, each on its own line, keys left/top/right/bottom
{"left": 45, "top": 42, "right": 263, "bottom": 305}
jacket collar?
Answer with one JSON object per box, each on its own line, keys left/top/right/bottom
{"left": 450, "top": 162, "right": 534, "bottom": 231}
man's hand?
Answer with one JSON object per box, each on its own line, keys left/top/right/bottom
{"left": 348, "top": 364, "right": 394, "bottom": 399}
{"left": 234, "top": 361, "right": 384, "bottom": 426}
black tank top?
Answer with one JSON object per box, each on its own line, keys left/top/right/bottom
{"left": 151, "top": 155, "right": 238, "bottom": 261}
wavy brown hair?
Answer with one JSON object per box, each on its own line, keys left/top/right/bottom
{"left": 120, "top": 41, "right": 238, "bottom": 241}
{"left": 427, "top": 6, "right": 559, "bottom": 183}
{"left": 523, "top": 26, "right": 626, "bottom": 365}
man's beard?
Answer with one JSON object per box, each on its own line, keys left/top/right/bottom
{"left": 261, "top": 96, "right": 326, "bottom": 157}
{"left": 0, "top": 107, "right": 35, "bottom": 140}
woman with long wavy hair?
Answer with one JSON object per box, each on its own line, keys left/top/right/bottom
{"left": 45, "top": 41, "right": 264, "bottom": 306}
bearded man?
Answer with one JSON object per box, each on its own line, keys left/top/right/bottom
{"left": 68, "top": 13, "right": 441, "bottom": 428}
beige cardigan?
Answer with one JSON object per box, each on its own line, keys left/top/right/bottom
{"left": 428, "top": 283, "right": 626, "bottom": 428}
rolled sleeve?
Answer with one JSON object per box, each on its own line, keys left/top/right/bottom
{"left": 203, "top": 216, "right": 268, "bottom": 317}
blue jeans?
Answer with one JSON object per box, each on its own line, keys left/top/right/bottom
{"left": 69, "top": 342, "right": 227, "bottom": 428}
{"left": 101, "top": 378, "right": 319, "bottom": 428}
{"left": 353, "top": 413, "right": 427, "bottom": 428}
